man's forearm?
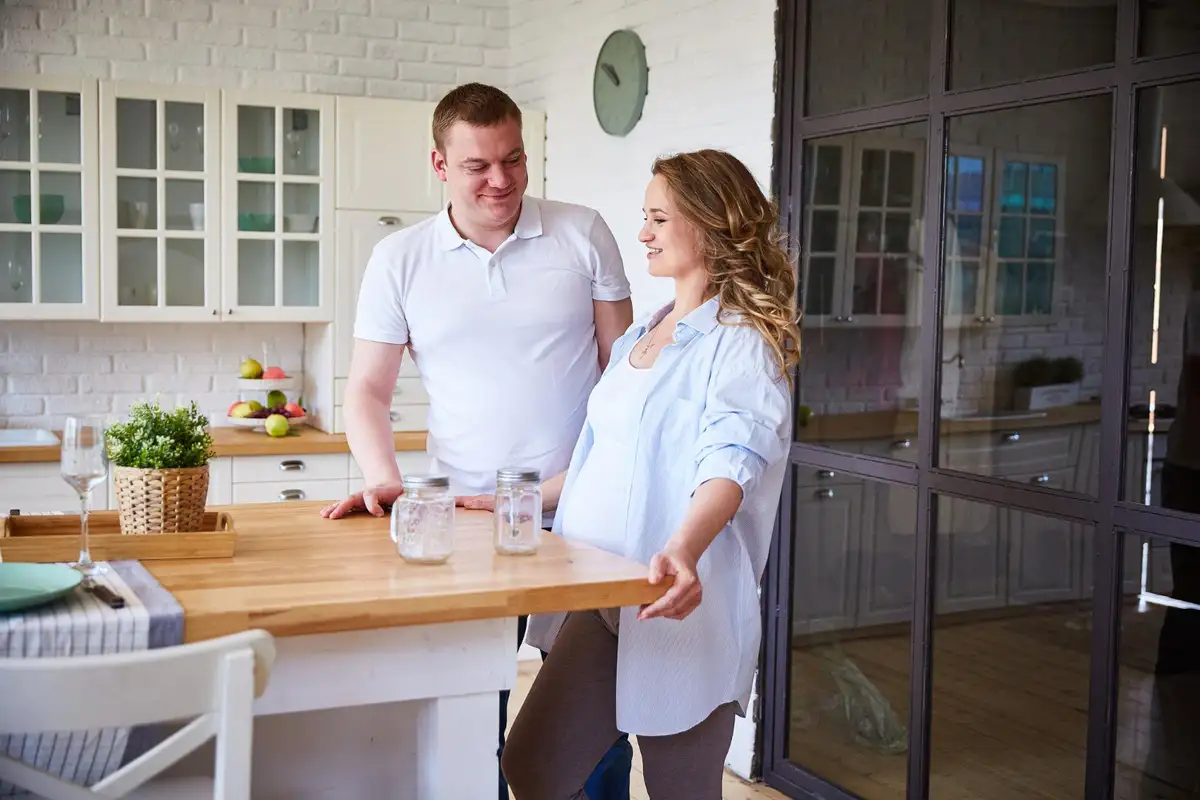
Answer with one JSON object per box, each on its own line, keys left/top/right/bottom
{"left": 345, "top": 392, "right": 402, "bottom": 487}
{"left": 540, "top": 471, "right": 567, "bottom": 513}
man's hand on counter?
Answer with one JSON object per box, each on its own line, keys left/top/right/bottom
{"left": 456, "top": 494, "right": 495, "bottom": 511}
{"left": 321, "top": 483, "right": 406, "bottom": 519}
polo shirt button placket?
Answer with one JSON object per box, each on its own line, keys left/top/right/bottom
{"left": 487, "top": 256, "right": 507, "bottom": 299}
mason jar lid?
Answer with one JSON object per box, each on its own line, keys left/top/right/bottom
{"left": 402, "top": 473, "right": 450, "bottom": 490}
{"left": 496, "top": 466, "right": 540, "bottom": 485}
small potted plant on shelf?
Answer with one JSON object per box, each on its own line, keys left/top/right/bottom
{"left": 1012, "top": 356, "right": 1085, "bottom": 411}
{"left": 105, "top": 399, "right": 216, "bottom": 535}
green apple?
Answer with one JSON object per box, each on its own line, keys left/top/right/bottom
{"left": 797, "top": 405, "right": 812, "bottom": 427}
{"left": 246, "top": 400, "right": 263, "bottom": 413}
{"left": 240, "top": 357, "right": 264, "bottom": 379}
{"left": 230, "top": 401, "right": 253, "bottom": 419}
{"left": 266, "top": 389, "right": 287, "bottom": 409}
{"left": 264, "top": 414, "right": 289, "bottom": 438}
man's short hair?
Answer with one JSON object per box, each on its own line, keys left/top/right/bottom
{"left": 432, "top": 83, "right": 522, "bottom": 153}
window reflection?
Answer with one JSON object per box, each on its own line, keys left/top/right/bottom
{"left": 1116, "top": 536, "right": 1200, "bottom": 799}
{"left": 796, "top": 123, "right": 927, "bottom": 458}
{"left": 1125, "top": 81, "right": 1200, "bottom": 514}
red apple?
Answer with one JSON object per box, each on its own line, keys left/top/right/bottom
{"left": 262, "top": 366, "right": 287, "bottom": 379}
{"left": 283, "top": 402, "right": 304, "bottom": 418}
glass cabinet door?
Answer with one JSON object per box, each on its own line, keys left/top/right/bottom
{"left": 222, "top": 91, "right": 333, "bottom": 322}
{"left": 100, "top": 83, "right": 220, "bottom": 321}
{"left": 0, "top": 76, "right": 98, "bottom": 320}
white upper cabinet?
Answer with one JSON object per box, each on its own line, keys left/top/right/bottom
{"left": 100, "top": 82, "right": 221, "bottom": 321}
{"left": 0, "top": 75, "right": 100, "bottom": 321}
{"left": 335, "top": 97, "right": 442, "bottom": 213}
{"left": 222, "top": 89, "right": 335, "bottom": 322}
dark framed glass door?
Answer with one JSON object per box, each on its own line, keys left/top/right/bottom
{"left": 763, "top": 2, "right": 1200, "bottom": 798}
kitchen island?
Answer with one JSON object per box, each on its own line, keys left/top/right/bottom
{"left": 147, "top": 500, "right": 665, "bottom": 799}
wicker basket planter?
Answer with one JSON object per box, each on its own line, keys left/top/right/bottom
{"left": 113, "top": 464, "right": 210, "bottom": 535}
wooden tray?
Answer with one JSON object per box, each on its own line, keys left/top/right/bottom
{"left": 0, "top": 510, "right": 237, "bottom": 563}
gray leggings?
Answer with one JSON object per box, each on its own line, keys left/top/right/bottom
{"left": 500, "top": 608, "right": 737, "bottom": 800}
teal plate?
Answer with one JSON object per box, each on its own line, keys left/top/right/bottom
{"left": 0, "top": 563, "right": 84, "bottom": 613}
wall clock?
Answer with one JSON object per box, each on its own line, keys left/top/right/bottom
{"left": 592, "top": 29, "right": 648, "bottom": 137}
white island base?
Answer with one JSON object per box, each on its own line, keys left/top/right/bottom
{"left": 164, "top": 617, "right": 516, "bottom": 799}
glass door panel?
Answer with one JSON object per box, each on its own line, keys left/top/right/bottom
{"left": 0, "top": 232, "right": 33, "bottom": 304}
{"left": 164, "top": 101, "right": 204, "bottom": 173}
{"left": 0, "top": 89, "right": 32, "bottom": 162}
{"left": 39, "top": 90, "right": 82, "bottom": 165}
{"left": 41, "top": 232, "right": 82, "bottom": 304}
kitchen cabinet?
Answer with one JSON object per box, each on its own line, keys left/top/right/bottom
{"left": 335, "top": 97, "right": 443, "bottom": 213}
{"left": 0, "top": 75, "right": 100, "bottom": 321}
{"left": 99, "top": 81, "right": 222, "bottom": 321}
{"left": 221, "top": 89, "right": 335, "bottom": 322}
{"left": 0, "top": 463, "right": 108, "bottom": 515}
{"left": 790, "top": 420, "right": 1157, "bottom": 638}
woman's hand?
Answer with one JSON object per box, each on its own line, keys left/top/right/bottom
{"left": 456, "top": 494, "right": 495, "bottom": 510}
{"left": 638, "top": 543, "right": 702, "bottom": 621}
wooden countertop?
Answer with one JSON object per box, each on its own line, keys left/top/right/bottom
{"left": 0, "top": 427, "right": 428, "bottom": 464}
{"left": 145, "top": 500, "right": 667, "bottom": 643}
{"left": 796, "top": 403, "right": 1166, "bottom": 443}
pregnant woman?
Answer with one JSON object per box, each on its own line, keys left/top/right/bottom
{"left": 465, "top": 148, "right": 799, "bottom": 798}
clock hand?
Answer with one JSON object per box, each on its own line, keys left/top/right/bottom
{"left": 601, "top": 63, "right": 620, "bottom": 87}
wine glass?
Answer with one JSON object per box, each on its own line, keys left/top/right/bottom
{"left": 60, "top": 416, "right": 110, "bottom": 578}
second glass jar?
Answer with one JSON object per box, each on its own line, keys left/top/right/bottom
{"left": 391, "top": 474, "right": 455, "bottom": 564}
{"left": 493, "top": 467, "right": 542, "bottom": 555}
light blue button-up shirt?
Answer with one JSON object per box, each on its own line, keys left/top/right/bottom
{"left": 525, "top": 296, "right": 793, "bottom": 736}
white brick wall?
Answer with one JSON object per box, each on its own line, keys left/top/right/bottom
{"left": 508, "top": 0, "right": 779, "bottom": 318}
{"left": 0, "top": 0, "right": 509, "bottom": 429}
{"left": 0, "top": 0, "right": 509, "bottom": 98}
{"left": 1, "top": 322, "right": 305, "bottom": 428}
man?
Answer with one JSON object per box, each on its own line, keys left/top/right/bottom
{"left": 321, "top": 83, "right": 635, "bottom": 800}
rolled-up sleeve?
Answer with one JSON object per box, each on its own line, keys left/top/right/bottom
{"left": 588, "top": 211, "right": 632, "bottom": 302}
{"left": 353, "top": 241, "right": 409, "bottom": 345}
{"left": 692, "top": 343, "right": 793, "bottom": 495}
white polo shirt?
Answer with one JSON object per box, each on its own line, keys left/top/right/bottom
{"left": 353, "top": 196, "right": 632, "bottom": 495}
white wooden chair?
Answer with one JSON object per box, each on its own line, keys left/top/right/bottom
{"left": 0, "top": 629, "right": 276, "bottom": 799}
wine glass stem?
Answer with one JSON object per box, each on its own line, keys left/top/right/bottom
{"left": 77, "top": 491, "right": 92, "bottom": 568}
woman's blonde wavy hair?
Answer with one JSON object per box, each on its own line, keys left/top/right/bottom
{"left": 652, "top": 149, "right": 802, "bottom": 384}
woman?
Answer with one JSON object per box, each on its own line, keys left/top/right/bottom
{"left": 466, "top": 148, "right": 799, "bottom": 798}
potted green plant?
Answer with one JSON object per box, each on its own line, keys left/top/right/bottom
{"left": 105, "top": 399, "right": 216, "bottom": 534}
{"left": 1012, "top": 356, "right": 1084, "bottom": 410}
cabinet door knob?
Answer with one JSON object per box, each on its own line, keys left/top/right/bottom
{"left": 1001, "top": 431, "right": 1020, "bottom": 443}
{"left": 278, "top": 489, "right": 305, "bottom": 501}
{"left": 844, "top": 315, "right": 854, "bottom": 323}
{"left": 227, "top": 308, "right": 233, "bottom": 315}
{"left": 279, "top": 460, "right": 305, "bottom": 472}
{"left": 816, "top": 469, "right": 836, "bottom": 479}
{"left": 378, "top": 216, "right": 400, "bottom": 226}
{"left": 813, "top": 488, "right": 834, "bottom": 500}
{"left": 211, "top": 309, "right": 218, "bottom": 316}
{"left": 891, "top": 438, "right": 913, "bottom": 449}
{"left": 1031, "top": 474, "right": 1051, "bottom": 485}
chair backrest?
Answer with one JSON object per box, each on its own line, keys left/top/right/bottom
{"left": 0, "top": 628, "right": 276, "bottom": 799}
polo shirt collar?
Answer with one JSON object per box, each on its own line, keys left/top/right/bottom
{"left": 435, "top": 196, "right": 543, "bottom": 251}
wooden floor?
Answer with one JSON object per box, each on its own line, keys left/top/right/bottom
{"left": 508, "top": 660, "right": 787, "bottom": 799}
{"left": 785, "top": 604, "right": 1186, "bottom": 800}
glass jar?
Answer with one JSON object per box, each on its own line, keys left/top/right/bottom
{"left": 391, "top": 474, "right": 455, "bottom": 564}
{"left": 493, "top": 467, "right": 543, "bottom": 555}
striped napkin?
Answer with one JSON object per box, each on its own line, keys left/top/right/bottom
{"left": 0, "top": 559, "right": 184, "bottom": 798}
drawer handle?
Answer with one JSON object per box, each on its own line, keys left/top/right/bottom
{"left": 279, "top": 489, "right": 306, "bottom": 501}
{"left": 1031, "top": 474, "right": 1051, "bottom": 485}
{"left": 816, "top": 469, "right": 836, "bottom": 480}
{"left": 388, "top": 411, "right": 401, "bottom": 422}
{"left": 891, "top": 438, "right": 912, "bottom": 450}
{"left": 378, "top": 215, "right": 400, "bottom": 226}
{"left": 279, "top": 460, "right": 305, "bottom": 472}
{"left": 814, "top": 488, "right": 834, "bottom": 500}
{"left": 1001, "top": 432, "right": 1020, "bottom": 443}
